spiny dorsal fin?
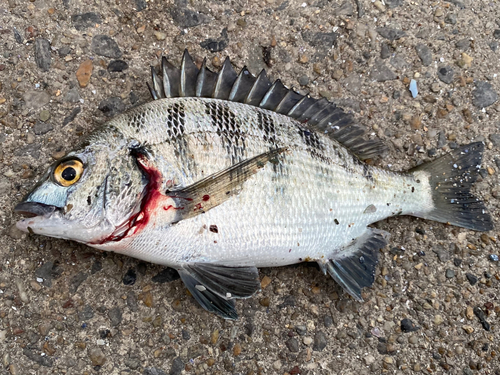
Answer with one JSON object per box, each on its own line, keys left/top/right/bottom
{"left": 163, "top": 56, "right": 180, "bottom": 97}
{"left": 196, "top": 58, "right": 218, "bottom": 97}
{"left": 149, "top": 49, "right": 388, "bottom": 160}
{"left": 180, "top": 50, "right": 199, "bottom": 97}
{"left": 229, "top": 67, "right": 256, "bottom": 102}
{"left": 213, "top": 57, "right": 238, "bottom": 99}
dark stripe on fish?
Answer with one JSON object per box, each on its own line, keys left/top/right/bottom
{"left": 254, "top": 111, "right": 290, "bottom": 178}
{"left": 167, "top": 102, "right": 197, "bottom": 176}
{"left": 297, "top": 126, "right": 323, "bottom": 151}
{"left": 296, "top": 124, "right": 334, "bottom": 166}
{"left": 257, "top": 111, "right": 277, "bottom": 147}
{"left": 205, "top": 102, "right": 246, "bottom": 164}
{"left": 167, "top": 102, "right": 185, "bottom": 139}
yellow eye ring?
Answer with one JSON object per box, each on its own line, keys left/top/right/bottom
{"left": 54, "top": 159, "right": 84, "bottom": 187}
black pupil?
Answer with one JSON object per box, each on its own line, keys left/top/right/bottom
{"left": 61, "top": 167, "right": 77, "bottom": 181}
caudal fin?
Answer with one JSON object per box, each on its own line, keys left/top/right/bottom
{"left": 411, "top": 142, "right": 493, "bottom": 231}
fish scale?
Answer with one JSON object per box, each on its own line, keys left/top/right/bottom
{"left": 15, "top": 51, "right": 493, "bottom": 319}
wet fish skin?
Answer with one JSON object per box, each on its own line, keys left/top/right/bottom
{"left": 14, "top": 52, "right": 492, "bottom": 319}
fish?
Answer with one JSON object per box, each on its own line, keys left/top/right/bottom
{"left": 15, "top": 50, "right": 493, "bottom": 319}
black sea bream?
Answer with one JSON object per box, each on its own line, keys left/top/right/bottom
{"left": 15, "top": 51, "right": 493, "bottom": 319}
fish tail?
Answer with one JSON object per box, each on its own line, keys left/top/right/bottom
{"left": 410, "top": 142, "right": 493, "bottom": 231}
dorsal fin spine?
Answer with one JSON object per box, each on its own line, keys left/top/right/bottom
{"left": 213, "top": 57, "right": 238, "bottom": 99}
{"left": 180, "top": 50, "right": 199, "bottom": 97}
{"left": 149, "top": 51, "right": 388, "bottom": 160}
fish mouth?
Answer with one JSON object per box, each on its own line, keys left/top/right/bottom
{"left": 14, "top": 202, "right": 59, "bottom": 218}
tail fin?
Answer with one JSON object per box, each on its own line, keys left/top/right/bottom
{"left": 411, "top": 142, "right": 493, "bottom": 231}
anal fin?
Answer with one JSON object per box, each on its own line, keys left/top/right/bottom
{"left": 323, "top": 228, "right": 389, "bottom": 301}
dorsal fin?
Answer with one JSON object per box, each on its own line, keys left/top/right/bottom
{"left": 196, "top": 58, "right": 217, "bottom": 97}
{"left": 180, "top": 50, "right": 199, "bottom": 97}
{"left": 149, "top": 49, "right": 388, "bottom": 160}
{"left": 229, "top": 67, "right": 256, "bottom": 102}
{"left": 213, "top": 57, "right": 238, "bottom": 100}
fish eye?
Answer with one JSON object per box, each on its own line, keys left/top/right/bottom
{"left": 54, "top": 159, "right": 84, "bottom": 187}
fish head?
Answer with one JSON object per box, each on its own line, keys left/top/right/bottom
{"left": 15, "top": 134, "right": 147, "bottom": 245}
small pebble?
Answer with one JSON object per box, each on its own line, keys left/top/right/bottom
{"left": 71, "top": 12, "right": 102, "bottom": 30}
{"left": 459, "top": 53, "right": 473, "bottom": 68}
{"left": 410, "top": 115, "right": 422, "bottom": 130}
{"left": 401, "top": 318, "right": 420, "bottom": 333}
{"left": 260, "top": 276, "right": 272, "bottom": 289}
{"left": 273, "top": 360, "right": 281, "bottom": 370}
{"left": 35, "top": 38, "right": 51, "bottom": 71}
{"left": 107, "top": 60, "right": 128, "bottom": 72}
{"left": 466, "top": 306, "right": 474, "bottom": 319}
{"left": 472, "top": 81, "right": 498, "bottom": 108}
{"left": 91, "top": 35, "right": 122, "bottom": 58}
{"left": 462, "top": 325, "right": 474, "bottom": 334}
{"left": 295, "top": 325, "right": 307, "bottom": 335}
{"left": 88, "top": 347, "right": 106, "bottom": 366}
{"left": 123, "top": 268, "right": 137, "bottom": 285}
{"left": 364, "top": 355, "right": 375, "bottom": 365}
{"left": 233, "top": 343, "right": 241, "bottom": 356}
{"left": 39, "top": 110, "right": 50, "bottom": 122}
{"left": 437, "top": 66, "right": 454, "bottom": 84}
{"left": 142, "top": 292, "right": 153, "bottom": 307}
{"left": 313, "top": 331, "right": 327, "bottom": 351}
{"left": 211, "top": 329, "right": 219, "bottom": 344}
{"left": 108, "top": 307, "right": 122, "bottom": 326}
{"left": 323, "top": 315, "right": 333, "bottom": 328}
{"left": 434, "top": 315, "right": 444, "bottom": 325}
{"left": 303, "top": 336, "right": 313, "bottom": 345}
{"left": 153, "top": 31, "right": 166, "bottom": 41}
{"left": 76, "top": 60, "right": 93, "bottom": 88}
{"left": 259, "top": 297, "right": 270, "bottom": 307}
{"left": 298, "top": 75, "right": 309, "bottom": 86}
{"left": 286, "top": 338, "right": 300, "bottom": 353}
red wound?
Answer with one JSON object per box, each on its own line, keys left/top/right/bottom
{"left": 93, "top": 153, "right": 168, "bottom": 244}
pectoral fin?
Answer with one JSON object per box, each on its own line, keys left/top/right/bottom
{"left": 321, "top": 228, "right": 389, "bottom": 301}
{"left": 168, "top": 147, "right": 286, "bottom": 221}
{"left": 179, "top": 270, "right": 238, "bottom": 319}
{"left": 179, "top": 263, "right": 261, "bottom": 320}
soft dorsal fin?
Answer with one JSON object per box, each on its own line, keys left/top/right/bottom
{"left": 148, "top": 50, "right": 387, "bottom": 160}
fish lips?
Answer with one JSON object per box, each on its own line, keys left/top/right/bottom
{"left": 14, "top": 202, "right": 58, "bottom": 218}
{"left": 14, "top": 202, "right": 61, "bottom": 234}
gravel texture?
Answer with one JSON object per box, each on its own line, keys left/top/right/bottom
{"left": 1, "top": 0, "right": 500, "bottom": 374}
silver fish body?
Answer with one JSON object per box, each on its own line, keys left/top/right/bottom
{"left": 15, "top": 52, "right": 493, "bottom": 319}
{"left": 93, "top": 98, "right": 430, "bottom": 267}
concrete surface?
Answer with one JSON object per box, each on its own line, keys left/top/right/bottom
{"left": 1, "top": 0, "right": 500, "bottom": 374}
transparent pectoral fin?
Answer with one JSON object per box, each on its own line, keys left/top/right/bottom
{"left": 168, "top": 147, "right": 287, "bottom": 221}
